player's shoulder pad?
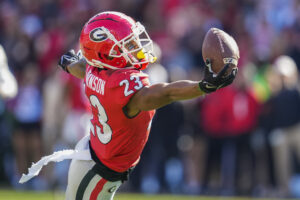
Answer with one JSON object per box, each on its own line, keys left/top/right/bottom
{"left": 108, "top": 68, "right": 149, "bottom": 88}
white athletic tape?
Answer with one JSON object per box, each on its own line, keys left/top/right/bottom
{"left": 223, "top": 57, "right": 238, "bottom": 66}
{"left": 19, "top": 135, "right": 91, "bottom": 184}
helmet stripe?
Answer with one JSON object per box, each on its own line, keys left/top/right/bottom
{"left": 101, "top": 11, "right": 136, "bottom": 26}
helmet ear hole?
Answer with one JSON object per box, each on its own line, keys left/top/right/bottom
{"left": 118, "top": 47, "right": 123, "bottom": 53}
{"left": 98, "top": 53, "right": 114, "bottom": 61}
{"left": 104, "top": 54, "right": 114, "bottom": 60}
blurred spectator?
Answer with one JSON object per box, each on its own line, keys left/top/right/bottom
{"left": 0, "top": 44, "right": 17, "bottom": 186}
{"left": 11, "top": 64, "right": 44, "bottom": 189}
{"left": 42, "top": 66, "right": 90, "bottom": 190}
{"left": 130, "top": 46, "right": 185, "bottom": 194}
{"left": 132, "top": 101, "right": 184, "bottom": 194}
{"left": 60, "top": 73, "right": 90, "bottom": 147}
{"left": 199, "top": 66, "right": 260, "bottom": 196}
{"left": 264, "top": 56, "right": 300, "bottom": 197}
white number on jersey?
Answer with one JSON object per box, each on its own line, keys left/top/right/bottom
{"left": 119, "top": 76, "right": 143, "bottom": 97}
{"left": 89, "top": 95, "right": 112, "bottom": 144}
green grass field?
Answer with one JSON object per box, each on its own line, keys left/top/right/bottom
{"left": 0, "top": 190, "right": 292, "bottom": 200}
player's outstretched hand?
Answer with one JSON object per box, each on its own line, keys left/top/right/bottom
{"left": 199, "top": 59, "right": 238, "bottom": 93}
{"left": 58, "top": 49, "right": 79, "bottom": 73}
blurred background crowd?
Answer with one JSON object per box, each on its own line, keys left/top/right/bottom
{"left": 0, "top": 0, "right": 300, "bottom": 198}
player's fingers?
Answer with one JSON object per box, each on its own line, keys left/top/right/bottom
{"left": 217, "top": 64, "right": 230, "bottom": 79}
{"left": 69, "top": 49, "right": 76, "bottom": 55}
{"left": 205, "top": 59, "right": 214, "bottom": 73}
{"left": 218, "top": 68, "right": 238, "bottom": 88}
{"left": 229, "top": 67, "right": 238, "bottom": 78}
{"left": 77, "top": 50, "right": 83, "bottom": 58}
{"left": 205, "top": 59, "right": 211, "bottom": 67}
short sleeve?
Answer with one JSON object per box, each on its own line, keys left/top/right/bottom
{"left": 108, "top": 69, "right": 150, "bottom": 107}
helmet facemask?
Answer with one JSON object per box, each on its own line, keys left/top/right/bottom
{"left": 109, "top": 22, "right": 157, "bottom": 69}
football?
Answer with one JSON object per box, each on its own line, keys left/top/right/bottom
{"left": 202, "top": 27, "right": 240, "bottom": 74}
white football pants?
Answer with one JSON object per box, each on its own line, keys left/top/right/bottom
{"left": 65, "top": 136, "right": 122, "bottom": 200}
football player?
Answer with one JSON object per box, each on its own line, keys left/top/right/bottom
{"left": 23, "top": 11, "right": 237, "bottom": 199}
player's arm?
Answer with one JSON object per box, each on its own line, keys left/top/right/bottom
{"left": 125, "top": 81, "right": 203, "bottom": 116}
{"left": 125, "top": 63, "right": 237, "bottom": 117}
{"left": 58, "top": 50, "right": 86, "bottom": 79}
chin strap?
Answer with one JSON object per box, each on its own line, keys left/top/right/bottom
{"left": 133, "top": 62, "right": 148, "bottom": 70}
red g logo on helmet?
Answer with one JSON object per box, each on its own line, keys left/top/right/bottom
{"left": 89, "top": 28, "right": 108, "bottom": 42}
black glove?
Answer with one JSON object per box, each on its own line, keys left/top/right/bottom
{"left": 199, "top": 59, "right": 238, "bottom": 93}
{"left": 58, "top": 49, "right": 79, "bottom": 73}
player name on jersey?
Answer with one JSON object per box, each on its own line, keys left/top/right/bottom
{"left": 86, "top": 69, "right": 106, "bottom": 95}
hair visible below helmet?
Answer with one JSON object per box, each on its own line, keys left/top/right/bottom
{"left": 79, "top": 11, "right": 156, "bottom": 70}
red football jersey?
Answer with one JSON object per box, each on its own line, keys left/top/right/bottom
{"left": 84, "top": 65, "right": 155, "bottom": 172}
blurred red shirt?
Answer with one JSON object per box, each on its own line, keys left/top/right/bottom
{"left": 200, "top": 86, "right": 260, "bottom": 137}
